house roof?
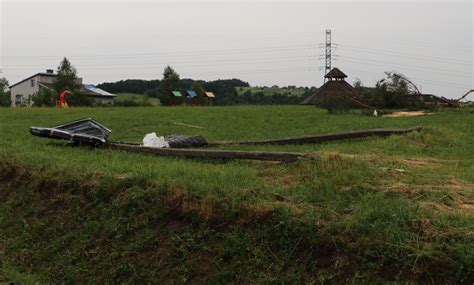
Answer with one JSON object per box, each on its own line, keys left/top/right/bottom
{"left": 83, "top": 84, "right": 116, "bottom": 97}
{"left": 325, "top": 67, "right": 347, "bottom": 79}
{"left": 9, "top": 72, "right": 57, "bottom": 89}
{"left": 300, "top": 80, "right": 357, "bottom": 105}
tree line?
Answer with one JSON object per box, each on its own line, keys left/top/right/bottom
{"left": 97, "top": 65, "right": 313, "bottom": 106}
{"left": 0, "top": 57, "right": 440, "bottom": 109}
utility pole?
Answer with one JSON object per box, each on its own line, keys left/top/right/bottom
{"left": 324, "top": 29, "right": 332, "bottom": 82}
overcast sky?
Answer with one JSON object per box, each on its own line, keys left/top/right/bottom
{"left": 1, "top": 0, "right": 473, "bottom": 98}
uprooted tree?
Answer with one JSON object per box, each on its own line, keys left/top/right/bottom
{"left": 366, "top": 71, "right": 423, "bottom": 109}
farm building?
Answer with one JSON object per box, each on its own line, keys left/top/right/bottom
{"left": 301, "top": 67, "right": 359, "bottom": 106}
{"left": 9, "top": 70, "right": 116, "bottom": 107}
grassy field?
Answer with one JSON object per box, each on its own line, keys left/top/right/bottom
{"left": 0, "top": 106, "right": 473, "bottom": 283}
{"left": 115, "top": 92, "right": 160, "bottom": 106}
{"left": 236, "top": 86, "right": 306, "bottom": 97}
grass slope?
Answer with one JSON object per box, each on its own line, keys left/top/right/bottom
{"left": 0, "top": 106, "right": 473, "bottom": 283}
{"left": 115, "top": 93, "right": 160, "bottom": 106}
{"left": 236, "top": 87, "right": 305, "bottom": 97}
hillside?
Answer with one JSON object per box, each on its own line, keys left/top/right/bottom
{"left": 236, "top": 86, "right": 306, "bottom": 97}
{"left": 0, "top": 106, "right": 473, "bottom": 283}
{"left": 115, "top": 93, "right": 160, "bottom": 106}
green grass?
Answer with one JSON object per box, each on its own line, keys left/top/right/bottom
{"left": 236, "top": 86, "right": 306, "bottom": 97}
{"left": 115, "top": 92, "right": 160, "bottom": 106}
{"left": 0, "top": 106, "right": 473, "bottom": 283}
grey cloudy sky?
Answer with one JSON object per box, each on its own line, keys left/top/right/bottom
{"left": 1, "top": 0, "right": 473, "bottom": 98}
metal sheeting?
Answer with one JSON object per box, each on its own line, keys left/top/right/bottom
{"left": 30, "top": 118, "right": 111, "bottom": 145}
{"left": 83, "top": 84, "right": 116, "bottom": 97}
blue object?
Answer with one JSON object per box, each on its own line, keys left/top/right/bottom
{"left": 187, "top": 90, "right": 197, "bottom": 98}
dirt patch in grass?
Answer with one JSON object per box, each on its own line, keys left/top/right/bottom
{"left": 383, "top": 111, "right": 434, "bottom": 117}
{"left": 401, "top": 157, "right": 441, "bottom": 168}
{"left": 385, "top": 180, "right": 474, "bottom": 193}
{"left": 386, "top": 180, "right": 474, "bottom": 214}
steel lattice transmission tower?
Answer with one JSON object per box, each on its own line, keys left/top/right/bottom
{"left": 324, "top": 29, "right": 332, "bottom": 82}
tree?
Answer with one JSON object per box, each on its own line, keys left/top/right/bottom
{"left": 32, "top": 88, "right": 56, "bottom": 107}
{"left": 157, "top": 66, "right": 181, "bottom": 106}
{"left": 0, "top": 78, "right": 11, "bottom": 107}
{"left": 53, "top": 57, "right": 81, "bottom": 94}
{"left": 191, "top": 81, "right": 206, "bottom": 105}
{"left": 65, "top": 90, "right": 94, "bottom": 107}
{"left": 372, "top": 71, "right": 424, "bottom": 109}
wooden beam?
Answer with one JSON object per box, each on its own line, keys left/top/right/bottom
{"left": 107, "top": 143, "right": 312, "bottom": 162}
{"left": 208, "top": 127, "right": 422, "bottom": 146}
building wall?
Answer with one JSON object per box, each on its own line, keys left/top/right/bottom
{"left": 10, "top": 74, "right": 84, "bottom": 107}
{"left": 10, "top": 75, "right": 40, "bottom": 107}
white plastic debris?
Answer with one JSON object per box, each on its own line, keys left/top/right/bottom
{"left": 142, "top": 132, "right": 169, "bottom": 148}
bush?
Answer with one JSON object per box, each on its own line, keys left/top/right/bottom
{"left": 0, "top": 91, "right": 11, "bottom": 107}
{"left": 114, "top": 99, "right": 153, "bottom": 107}
{"left": 65, "top": 90, "right": 94, "bottom": 107}
{"left": 32, "top": 88, "right": 57, "bottom": 107}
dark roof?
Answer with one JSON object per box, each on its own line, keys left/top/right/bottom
{"left": 325, "top": 67, "right": 347, "bottom": 79}
{"left": 9, "top": 72, "right": 57, "bottom": 88}
{"left": 301, "top": 80, "right": 357, "bottom": 105}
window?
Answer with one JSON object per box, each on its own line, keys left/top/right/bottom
{"left": 31, "top": 79, "right": 35, "bottom": 87}
{"left": 15, "top": 95, "right": 23, "bottom": 106}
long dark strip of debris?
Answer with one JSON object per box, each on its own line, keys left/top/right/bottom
{"left": 107, "top": 142, "right": 313, "bottom": 162}
{"left": 208, "top": 127, "right": 422, "bottom": 146}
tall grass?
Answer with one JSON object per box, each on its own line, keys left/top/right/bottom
{"left": 0, "top": 106, "right": 473, "bottom": 283}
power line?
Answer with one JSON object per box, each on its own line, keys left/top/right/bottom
{"left": 2, "top": 44, "right": 317, "bottom": 59}
{"left": 342, "top": 67, "right": 468, "bottom": 90}
{"left": 2, "top": 55, "right": 318, "bottom": 70}
{"left": 337, "top": 56, "right": 472, "bottom": 79}
{"left": 336, "top": 43, "right": 472, "bottom": 66}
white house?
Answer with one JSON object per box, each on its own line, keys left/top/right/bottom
{"left": 9, "top": 70, "right": 116, "bottom": 107}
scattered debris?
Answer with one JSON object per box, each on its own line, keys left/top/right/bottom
{"left": 30, "top": 118, "right": 111, "bottom": 146}
{"left": 30, "top": 119, "right": 421, "bottom": 162}
{"left": 173, "top": 122, "right": 204, "bottom": 129}
{"left": 142, "top": 133, "right": 208, "bottom": 148}
{"left": 209, "top": 127, "right": 422, "bottom": 146}
{"left": 377, "top": 165, "right": 407, "bottom": 173}
{"left": 142, "top": 133, "right": 209, "bottom": 148}
{"left": 30, "top": 118, "right": 310, "bottom": 162}
{"left": 165, "top": 135, "right": 207, "bottom": 148}
{"left": 143, "top": 132, "right": 169, "bottom": 148}
{"left": 108, "top": 142, "right": 310, "bottom": 162}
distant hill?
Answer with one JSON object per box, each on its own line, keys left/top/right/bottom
{"left": 115, "top": 93, "right": 160, "bottom": 106}
{"left": 236, "top": 86, "right": 307, "bottom": 97}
